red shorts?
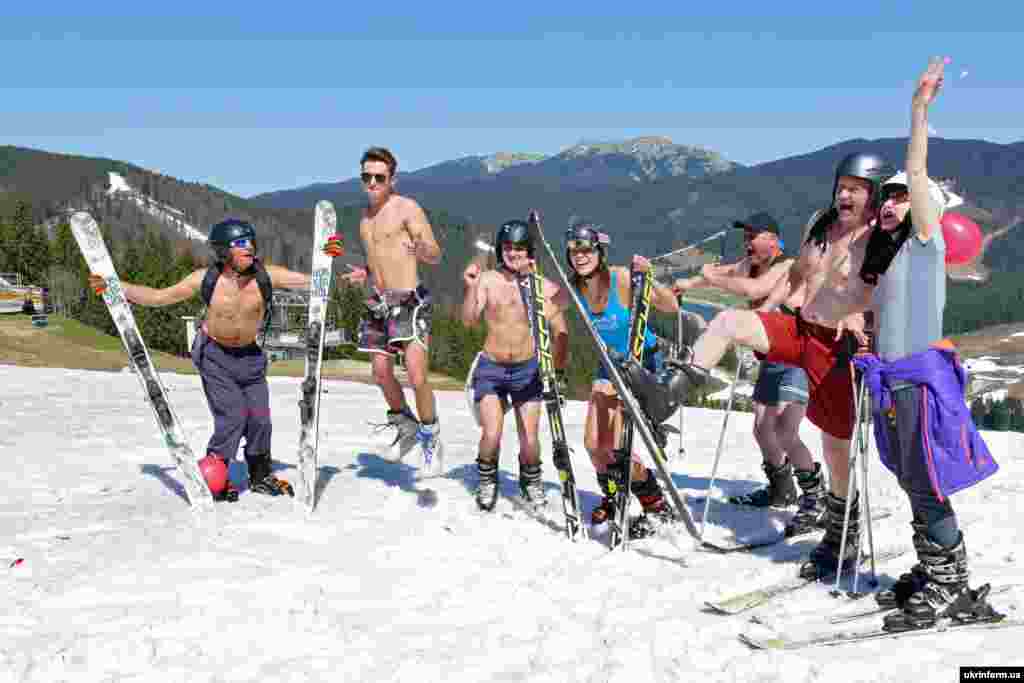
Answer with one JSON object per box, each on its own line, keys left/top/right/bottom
{"left": 755, "top": 312, "right": 855, "bottom": 440}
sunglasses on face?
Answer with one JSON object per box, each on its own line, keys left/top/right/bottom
{"left": 230, "top": 237, "right": 255, "bottom": 249}
{"left": 360, "top": 172, "right": 389, "bottom": 185}
{"left": 503, "top": 240, "right": 531, "bottom": 252}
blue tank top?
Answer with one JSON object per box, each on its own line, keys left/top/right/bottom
{"left": 576, "top": 270, "right": 657, "bottom": 356}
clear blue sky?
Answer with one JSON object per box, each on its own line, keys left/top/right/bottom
{"left": 3, "top": 2, "right": 1020, "bottom": 197}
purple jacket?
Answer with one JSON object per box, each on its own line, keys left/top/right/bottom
{"left": 853, "top": 348, "right": 998, "bottom": 501}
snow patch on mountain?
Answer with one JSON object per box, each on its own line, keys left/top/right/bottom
{"left": 106, "top": 172, "right": 207, "bottom": 242}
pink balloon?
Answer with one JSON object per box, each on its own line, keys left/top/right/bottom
{"left": 199, "top": 454, "right": 229, "bottom": 494}
{"left": 941, "top": 213, "right": 983, "bottom": 265}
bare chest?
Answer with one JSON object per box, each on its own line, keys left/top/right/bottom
{"left": 209, "top": 276, "right": 266, "bottom": 318}
{"left": 486, "top": 279, "right": 530, "bottom": 319}
{"left": 361, "top": 207, "right": 408, "bottom": 248}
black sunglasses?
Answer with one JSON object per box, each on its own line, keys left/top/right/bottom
{"left": 360, "top": 172, "right": 389, "bottom": 185}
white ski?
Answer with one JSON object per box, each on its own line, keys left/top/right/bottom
{"left": 70, "top": 211, "right": 214, "bottom": 513}
{"left": 296, "top": 200, "right": 336, "bottom": 514}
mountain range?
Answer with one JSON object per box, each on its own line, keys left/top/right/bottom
{"left": 4, "top": 135, "right": 1024, "bottom": 282}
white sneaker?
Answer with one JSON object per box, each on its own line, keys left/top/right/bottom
{"left": 377, "top": 409, "right": 420, "bottom": 462}
{"left": 416, "top": 421, "right": 445, "bottom": 479}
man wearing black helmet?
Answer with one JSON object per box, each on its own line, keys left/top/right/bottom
{"left": 663, "top": 152, "right": 887, "bottom": 579}
{"left": 340, "top": 147, "right": 445, "bottom": 478}
{"left": 461, "top": 219, "right": 569, "bottom": 511}
{"left": 89, "top": 218, "right": 343, "bottom": 502}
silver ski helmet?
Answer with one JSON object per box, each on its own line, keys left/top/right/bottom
{"left": 564, "top": 222, "right": 610, "bottom": 273}
{"left": 831, "top": 152, "right": 894, "bottom": 211}
{"left": 494, "top": 219, "right": 533, "bottom": 269}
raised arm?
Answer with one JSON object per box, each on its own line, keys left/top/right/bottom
{"left": 907, "top": 58, "right": 945, "bottom": 241}
{"left": 702, "top": 259, "right": 789, "bottom": 301}
{"left": 461, "top": 264, "right": 487, "bottom": 327}
{"left": 119, "top": 269, "right": 205, "bottom": 307}
{"left": 406, "top": 200, "right": 442, "bottom": 265}
{"left": 265, "top": 264, "right": 311, "bottom": 291}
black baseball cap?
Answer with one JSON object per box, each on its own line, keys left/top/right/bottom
{"left": 733, "top": 212, "right": 781, "bottom": 235}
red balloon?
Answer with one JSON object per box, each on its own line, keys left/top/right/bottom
{"left": 198, "top": 454, "right": 228, "bottom": 494}
{"left": 941, "top": 212, "right": 983, "bottom": 265}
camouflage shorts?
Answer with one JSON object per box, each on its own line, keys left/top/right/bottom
{"left": 357, "top": 285, "right": 433, "bottom": 356}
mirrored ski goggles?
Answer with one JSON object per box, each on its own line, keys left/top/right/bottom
{"left": 566, "top": 239, "right": 599, "bottom": 254}
{"left": 230, "top": 237, "right": 255, "bottom": 249}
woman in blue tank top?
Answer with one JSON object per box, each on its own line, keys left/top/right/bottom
{"left": 565, "top": 222, "right": 681, "bottom": 530}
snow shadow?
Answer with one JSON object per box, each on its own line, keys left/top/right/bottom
{"left": 314, "top": 465, "right": 342, "bottom": 501}
{"left": 139, "top": 463, "right": 190, "bottom": 503}
{"left": 350, "top": 452, "right": 440, "bottom": 509}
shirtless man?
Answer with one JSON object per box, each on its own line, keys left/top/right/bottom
{"left": 341, "top": 147, "right": 445, "bottom": 477}
{"left": 89, "top": 218, "right": 343, "bottom": 501}
{"left": 666, "top": 152, "right": 892, "bottom": 578}
{"left": 461, "top": 219, "right": 569, "bottom": 511}
{"left": 673, "top": 212, "right": 818, "bottom": 517}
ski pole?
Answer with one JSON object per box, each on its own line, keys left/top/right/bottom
{"left": 698, "top": 356, "right": 744, "bottom": 541}
{"left": 831, "top": 366, "right": 866, "bottom": 596}
{"left": 676, "top": 309, "right": 686, "bottom": 459}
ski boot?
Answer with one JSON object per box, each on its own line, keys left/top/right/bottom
{"left": 519, "top": 462, "right": 547, "bottom": 510}
{"left": 621, "top": 358, "right": 709, "bottom": 424}
{"left": 628, "top": 470, "right": 674, "bottom": 539}
{"left": 475, "top": 458, "right": 499, "bottom": 512}
{"left": 729, "top": 460, "right": 797, "bottom": 508}
{"left": 416, "top": 420, "right": 445, "bottom": 479}
{"left": 380, "top": 407, "right": 420, "bottom": 462}
{"left": 876, "top": 523, "right": 930, "bottom": 609}
{"left": 884, "top": 530, "right": 1002, "bottom": 632}
{"left": 784, "top": 463, "right": 827, "bottom": 537}
{"left": 591, "top": 472, "right": 617, "bottom": 525}
{"left": 245, "top": 452, "right": 294, "bottom": 497}
{"left": 798, "top": 492, "right": 859, "bottom": 580}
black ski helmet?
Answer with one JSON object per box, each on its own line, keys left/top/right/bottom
{"left": 564, "top": 222, "right": 609, "bottom": 272}
{"left": 208, "top": 219, "right": 257, "bottom": 264}
{"left": 831, "top": 152, "right": 894, "bottom": 211}
{"left": 494, "top": 219, "right": 533, "bottom": 268}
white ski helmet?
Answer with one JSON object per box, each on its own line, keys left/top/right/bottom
{"left": 882, "top": 171, "right": 963, "bottom": 218}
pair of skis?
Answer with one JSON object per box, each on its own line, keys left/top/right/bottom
{"left": 523, "top": 217, "right": 586, "bottom": 542}
{"left": 71, "top": 203, "right": 335, "bottom": 516}
{"left": 528, "top": 211, "right": 701, "bottom": 543}
{"left": 605, "top": 267, "right": 654, "bottom": 550}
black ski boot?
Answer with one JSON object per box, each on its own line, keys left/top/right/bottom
{"left": 214, "top": 482, "right": 240, "bottom": 503}
{"left": 729, "top": 461, "right": 797, "bottom": 508}
{"left": 628, "top": 470, "right": 673, "bottom": 539}
{"left": 798, "top": 492, "right": 860, "bottom": 580}
{"left": 784, "top": 463, "right": 827, "bottom": 537}
{"left": 883, "top": 531, "right": 1002, "bottom": 632}
{"left": 876, "top": 523, "right": 929, "bottom": 609}
{"left": 475, "top": 458, "right": 498, "bottom": 511}
{"left": 619, "top": 358, "right": 708, "bottom": 424}
{"left": 591, "top": 472, "right": 617, "bottom": 525}
{"left": 245, "top": 452, "right": 294, "bottom": 497}
{"left": 519, "top": 462, "right": 547, "bottom": 509}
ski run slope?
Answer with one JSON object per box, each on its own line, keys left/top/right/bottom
{"left": 2, "top": 365, "right": 1022, "bottom": 682}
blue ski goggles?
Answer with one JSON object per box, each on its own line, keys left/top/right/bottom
{"left": 230, "top": 237, "right": 255, "bottom": 249}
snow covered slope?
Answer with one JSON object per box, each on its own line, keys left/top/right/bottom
{"left": 2, "top": 365, "right": 1021, "bottom": 681}
{"left": 106, "top": 172, "right": 207, "bottom": 242}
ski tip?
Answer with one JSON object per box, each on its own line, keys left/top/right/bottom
{"left": 738, "top": 633, "right": 782, "bottom": 650}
